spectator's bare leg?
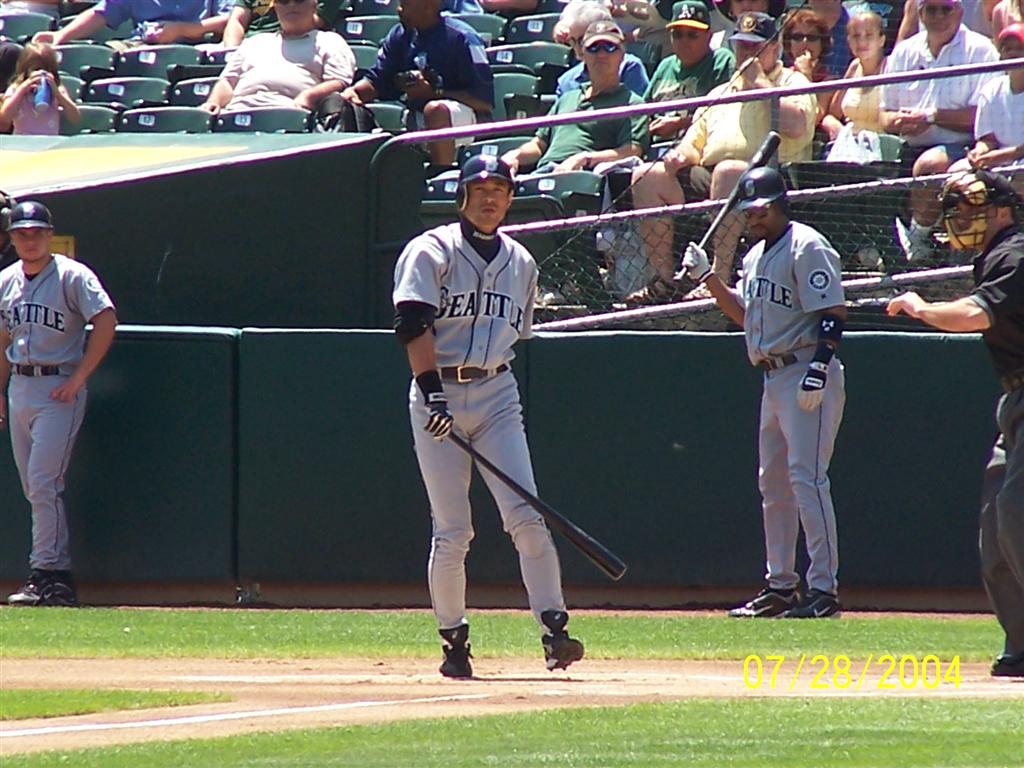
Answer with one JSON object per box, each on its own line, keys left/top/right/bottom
{"left": 423, "top": 101, "right": 456, "bottom": 166}
{"left": 709, "top": 160, "right": 749, "bottom": 285}
{"left": 630, "top": 161, "right": 684, "bottom": 282}
{"left": 909, "top": 147, "right": 952, "bottom": 232}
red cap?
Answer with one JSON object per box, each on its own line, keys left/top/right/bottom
{"left": 997, "top": 22, "right": 1024, "bottom": 48}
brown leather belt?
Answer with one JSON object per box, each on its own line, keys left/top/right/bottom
{"left": 11, "top": 364, "right": 62, "bottom": 376}
{"left": 757, "top": 353, "right": 798, "bottom": 372}
{"left": 1001, "top": 369, "right": 1024, "bottom": 394}
{"left": 440, "top": 364, "right": 509, "bottom": 383}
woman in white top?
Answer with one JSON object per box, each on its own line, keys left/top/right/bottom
{"left": 828, "top": 8, "right": 887, "bottom": 134}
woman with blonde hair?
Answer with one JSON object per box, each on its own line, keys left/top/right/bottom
{"left": 993, "top": 0, "right": 1024, "bottom": 36}
{"left": 0, "top": 43, "right": 79, "bottom": 135}
{"left": 828, "top": 7, "right": 887, "bottom": 135}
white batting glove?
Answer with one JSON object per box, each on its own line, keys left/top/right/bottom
{"left": 676, "top": 242, "right": 712, "bottom": 284}
{"left": 796, "top": 362, "right": 828, "bottom": 411}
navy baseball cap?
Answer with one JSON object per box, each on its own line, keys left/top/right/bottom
{"left": 7, "top": 201, "right": 53, "bottom": 230}
{"left": 730, "top": 12, "right": 777, "bottom": 44}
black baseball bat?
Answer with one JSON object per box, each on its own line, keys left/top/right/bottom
{"left": 447, "top": 432, "right": 628, "bottom": 581}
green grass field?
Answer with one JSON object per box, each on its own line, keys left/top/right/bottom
{"left": 2, "top": 608, "right": 1020, "bottom": 768}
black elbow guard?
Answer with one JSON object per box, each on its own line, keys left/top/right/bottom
{"left": 393, "top": 301, "right": 436, "bottom": 346}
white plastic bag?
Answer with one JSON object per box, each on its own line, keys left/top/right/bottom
{"left": 825, "top": 123, "right": 884, "bottom": 164}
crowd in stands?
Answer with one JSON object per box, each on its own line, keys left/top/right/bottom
{"left": 1, "top": 0, "right": 1022, "bottom": 297}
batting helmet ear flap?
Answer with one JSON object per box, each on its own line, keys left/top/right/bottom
{"left": 0, "top": 190, "right": 15, "bottom": 232}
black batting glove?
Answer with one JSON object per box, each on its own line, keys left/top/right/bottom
{"left": 417, "top": 370, "right": 454, "bottom": 440}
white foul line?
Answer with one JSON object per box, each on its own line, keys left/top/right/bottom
{"left": 0, "top": 693, "right": 494, "bottom": 738}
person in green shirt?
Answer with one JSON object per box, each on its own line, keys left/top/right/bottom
{"left": 646, "top": 0, "right": 735, "bottom": 141}
{"left": 502, "top": 20, "right": 648, "bottom": 174}
{"left": 222, "top": 0, "right": 344, "bottom": 47}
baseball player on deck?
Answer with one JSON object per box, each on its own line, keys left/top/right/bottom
{"left": 2, "top": 201, "right": 117, "bottom": 607}
{"left": 888, "top": 169, "right": 1024, "bottom": 678}
{"left": 681, "top": 166, "right": 846, "bottom": 619}
{"left": 392, "top": 155, "right": 584, "bottom": 678}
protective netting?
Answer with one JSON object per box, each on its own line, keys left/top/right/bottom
{"left": 504, "top": 165, "right": 1024, "bottom": 332}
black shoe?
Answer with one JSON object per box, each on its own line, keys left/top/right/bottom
{"left": 439, "top": 624, "right": 473, "bottom": 678}
{"left": 728, "top": 587, "right": 799, "bottom": 618}
{"left": 991, "top": 653, "right": 1024, "bottom": 678}
{"left": 540, "top": 610, "right": 584, "bottom": 671}
{"left": 7, "top": 569, "right": 78, "bottom": 607}
{"left": 785, "top": 588, "right": 840, "bottom": 619}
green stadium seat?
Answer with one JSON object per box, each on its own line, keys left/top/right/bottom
{"left": 452, "top": 13, "right": 506, "bottom": 45}
{"left": 55, "top": 43, "right": 115, "bottom": 78}
{"left": 367, "top": 101, "right": 405, "bottom": 132}
{"left": 516, "top": 170, "right": 604, "bottom": 216}
{"left": 503, "top": 13, "right": 561, "bottom": 45}
{"left": 60, "top": 103, "right": 117, "bottom": 134}
{"left": 84, "top": 76, "right": 169, "bottom": 108}
{"left": 491, "top": 71, "right": 538, "bottom": 121}
{"left": 337, "top": 14, "right": 398, "bottom": 44}
{"left": 115, "top": 45, "right": 203, "bottom": 78}
{"left": 59, "top": 74, "right": 84, "bottom": 101}
{"left": 215, "top": 106, "right": 311, "bottom": 133}
{"left": 169, "top": 76, "right": 218, "bottom": 106}
{"left": 0, "top": 12, "right": 54, "bottom": 43}
{"left": 457, "top": 135, "right": 532, "bottom": 165}
{"left": 350, "top": 42, "right": 379, "bottom": 74}
{"left": 166, "top": 63, "right": 224, "bottom": 83}
{"left": 204, "top": 48, "right": 234, "bottom": 66}
{"left": 487, "top": 42, "right": 570, "bottom": 74}
{"left": 504, "top": 92, "right": 553, "bottom": 120}
{"left": 118, "top": 105, "right": 212, "bottom": 133}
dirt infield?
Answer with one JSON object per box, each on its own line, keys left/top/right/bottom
{"left": 3, "top": 654, "right": 1022, "bottom": 756}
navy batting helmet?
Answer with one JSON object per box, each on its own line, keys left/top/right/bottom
{"left": 8, "top": 201, "right": 54, "bottom": 230}
{"left": 457, "top": 155, "right": 515, "bottom": 206}
{"left": 735, "top": 166, "right": 788, "bottom": 211}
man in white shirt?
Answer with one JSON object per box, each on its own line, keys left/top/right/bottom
{"left": 880, "top": 0, "right": 998, "bottom": 262}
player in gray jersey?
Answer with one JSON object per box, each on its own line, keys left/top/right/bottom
{"left": 681, "top": 166, "right": 847, "bottom": 619}
{"left": 1, "top": 201, "right": 117, "bottom": 607}
{"left": 392, "top": 155, "right": 584, "bottom": 678}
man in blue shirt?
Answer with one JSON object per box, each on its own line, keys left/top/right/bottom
{"left": 809, "top": 0, "right": 852, "bottom": 77}
{"left": 342, "top": 0, "right": 493, "bottom": 165}
{"left": 34, "top": 0, "right": 230, "bottom": 45}
{"left": 554, "top": 0, "right": 650, "bottom": 97}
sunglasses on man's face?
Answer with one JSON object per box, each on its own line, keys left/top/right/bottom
{"left": 920, "top": 4, "right": 956, "bottom": 16}
{"left": 785, "top": 33, "right": 826, "bottom": 44}
{"left": 671, "top": 29, "right": 705, "bottom": 40}
{"left": 585, "top": 41, "right": 622, "bottom": 54}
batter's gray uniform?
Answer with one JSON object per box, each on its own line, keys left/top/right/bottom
{"left": 393, "top": 222, "right": 567, "bottom": 631}
{"left": 740, "top": 221, "right": 845, "bottom": 595}
{"left": 1, "top": 254, "right": 115, "bottom": 571}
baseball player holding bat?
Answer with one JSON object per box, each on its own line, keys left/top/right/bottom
{"left": 681, "top": 165, "right": 846, "bottom": 618}
{"left": 887, "top": 169, "right": 1024, "bottom": 678}
{"left": 392, "top": 155, "right": 584, "bottom": 678}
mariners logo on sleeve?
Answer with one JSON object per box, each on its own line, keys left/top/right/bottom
{"left": 808, "top": 269, "right": 831, "bottom": 292}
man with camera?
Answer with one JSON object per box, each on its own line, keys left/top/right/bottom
{"left": 341, "top": 0, "right": 494, "bottom": 165}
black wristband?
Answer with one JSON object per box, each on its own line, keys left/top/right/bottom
{"left": 415, "top": 369, "right": 444, "bottom": 399}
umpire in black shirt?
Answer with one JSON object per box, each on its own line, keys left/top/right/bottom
{"left": 888, "top": 168, "right": 1024, "bottom": 678}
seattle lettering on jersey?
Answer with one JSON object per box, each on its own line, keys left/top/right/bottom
{"left": 1, "top": 302, "right": 66, "bottom": 333}
{"left": 746, "top": 276, "right": 793, "bottom": 309}
{"left": 438, "top": 288, "right": 527, "bottom": 333}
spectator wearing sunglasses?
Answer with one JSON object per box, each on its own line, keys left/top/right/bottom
{"left": 553, "top": 0, "right": 650, "bottom": 98}
{"left": 783, "top": 8, "right": 842, "bottom": 142}
{"left": 502, "top": 20, "right": 649, "bottom": 174}
{"left": 222, "top": 0, "right": 344, "bottom": 47}
{"left": 897, "top": 0, "right": 999, "bottom": 42}
{"left": 708, "top": 0, "right": 785, "bottom": 50}
{"left": 881, "top": 0, "right": 998, "bottom": 262}
{"left": 645, "top": 1, "right": 735, "bottom": 140}
{"left": 626, "top": 11, "right": 815, "bottom": 303}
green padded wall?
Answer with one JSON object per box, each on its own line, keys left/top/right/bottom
{"left": 0, "top": 326, "right": 237, "bottom": 581}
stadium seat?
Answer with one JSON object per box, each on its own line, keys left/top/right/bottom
{"left": 516, "top": 170, "right": 605, "bottom": 216}
{"left": 169, "top": 76, "right": 219, "bottom": 106}
{"left": 166, "top": 63, "right": 225, "bottom": 83}
{"left": 60, "top": 74, "right": 84, "bottom": 101}
{"left": 645, "top": 141, "right": 673, "bottom": 161}
{"left": 0, "top": 12, "right": 54, "bottom": 43}
{"left": 115, "top": 45, "right": 203, "bottom": 78}
{"left": 451, "top": 13, "right": 506, "bottom": 45}
{"left": 487, "top": 42, "right": 570, "bottom": 74}
{"left": 367, "top": 101, "right": 405, "bottom": 132}
{"left": 337, "top": 15, "right": 398, "bottom": 45}
{"left": 424, "top": 174, "right": 461, "bottom": 201}
{"left": 350, "top": 42, "right": 379, "bottom": 75}
{"left": 60, "top": 103, "right": 117, "bottom": 134}
{"left": 204, "top": 48, "right": 235, "bottom": 66}
{"left": 503, "top": 14, "right": 561, "bottom": 45}
{"left": 491, "top": 71, "right": 538, "bottom": 121}
{"left": 504, "top": 92, "right": 553, "bottom": 120}
{"left": 118, "top": 106, "right": 212, "bottom": 133}
{"left": 457, "top": 135, "right": 533, "bottom": 165}
{"left": 215, "top": 106, "right": 311, "bottom": 133}
{"left": 349, "top": 0, "right": 401, "bottom": 14}
{"left": 84, "top": 76, "right": 169, "bottom": 109}
{"left": 55, "top": 43, "right": 115, "bottom": 78}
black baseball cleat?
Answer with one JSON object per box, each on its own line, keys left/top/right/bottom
{"left": 728, "top": 587, "right": 799, "bottom": 618}
{"left": 7, "top": 569, "right": 79, "bottom": 607}
{"left": 990, "top": 653, "right": 1024, "bottom": 678}
{"left": 540, "top": 610, "right": 584, "bottom": 671}
{"left": 438, "top": 624, "right": 473, "bottom": 678}
{"left": 784, "top": 588, "right": 840, "bottom": 619}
